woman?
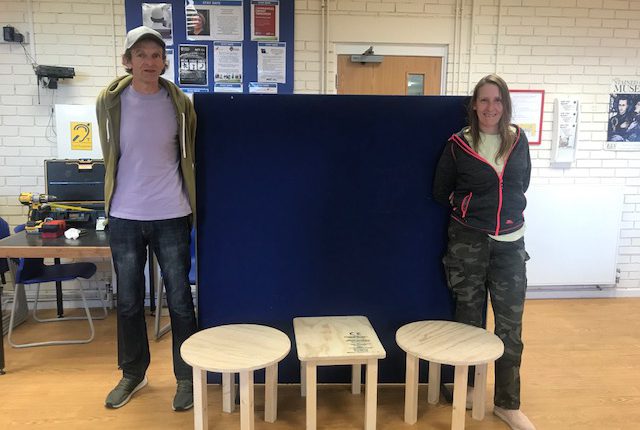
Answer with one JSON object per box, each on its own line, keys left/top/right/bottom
{"left": 433, "top": 74, "right": 535, "bottom": 430}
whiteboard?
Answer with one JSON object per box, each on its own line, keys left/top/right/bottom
{"left": 525, "top": 184, "right": 623, "bottom": 286}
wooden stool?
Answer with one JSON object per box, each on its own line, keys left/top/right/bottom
{"left": 293, "top": 315, "right": 386, "bottom": 430}
{"left": 396, "top": 320, "right": 504, "bottom": 430}
{"left": 180, "top": 324, "right": 291, "bottom": 430}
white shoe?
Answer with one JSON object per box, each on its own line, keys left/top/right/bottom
{"left": 493, "top": 406, "right": 536, "bottom": 430}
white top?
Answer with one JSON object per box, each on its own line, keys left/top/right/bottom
{"left": 293, "top": 315, "right": 386, "bottom": 361}
{"left": 396, "top": 320, "right": 504, "bottom": 366}
{"left": 180, "top": 324, "right": 291, "bottom": 372}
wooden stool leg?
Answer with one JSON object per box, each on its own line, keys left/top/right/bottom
{"left": 452, "top": 365, "right": 469, "bottom": 430}
{"left": 352, "top": 364, "right": 362, "bottom": 394}
{"left": 301, "top": 362, "right": 306, "bottom": 397}
{"left": 193, "top": 367, "right": 208, "bottom": 430}
{"left": 239, "top": 370, "right": 255, "bottom": 430}
{"left": 223, "top": 372, "right": 236, "bottom": 413}
{"left": 305, "top": 362, "right": 317, "bottom": 430}
{"left": 428, "top": 362, "right": 441, "bottom": 405}
{"left": 351, "top": 364, "right": 362, "bottom": 394}
{"left": 265, "top": 363, "right": 278, "bottom": 423}
{"left": 472, "top": 363, "right": 488, "bottom": 420}
{"left": 404, "top": 353, "right": 419, "bottom": 424}
{"left": 364, "top": 359, "right": 378, "bottom": 430}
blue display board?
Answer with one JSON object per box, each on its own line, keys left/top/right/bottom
{"left": 194, "top": 94, "right": 469, "bottom": 383}
{"left": 124, "top": 0, "right": 294, "bottom": 94}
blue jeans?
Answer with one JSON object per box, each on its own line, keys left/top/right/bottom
{"left": 109, "top": 216, "right": 196, "bottom": 381}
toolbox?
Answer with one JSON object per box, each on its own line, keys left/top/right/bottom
{"left": 40, "top": 159, "right": 106, "bottom": 227}
{"left": 45, "top": 159, "right": 105, "bottom": 202}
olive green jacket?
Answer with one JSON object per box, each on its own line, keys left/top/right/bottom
{"left": 95, "top": 75, "right": 197, "bottom": 220}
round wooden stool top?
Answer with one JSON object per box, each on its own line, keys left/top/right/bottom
{"left": 181, "top": 324, "right": 291, "bottom": 372}
{"left": 396, "top": 320, "right": 504, "bottom": 366}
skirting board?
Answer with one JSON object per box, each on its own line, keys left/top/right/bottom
{"left": 526, "top": 286, "right": 640, "bottom": 299}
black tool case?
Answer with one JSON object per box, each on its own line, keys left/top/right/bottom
{"left": 41, "top": 159, "right": 106, "bottom": 226}
{"left": 45, "top": 159, "right": 105, "bottom": 202}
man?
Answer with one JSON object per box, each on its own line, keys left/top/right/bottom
{"left": 608, "top": 96, "right": 632, "bottom": 141}
{"left": 96, "top": 26, "right": 197, "bottom": 411}
{"left": 626, "top": 98, "right": 640, "bottom": 142}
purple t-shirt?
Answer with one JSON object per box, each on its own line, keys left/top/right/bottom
{"left": 109, "top": 85, "right": 191, "bottom": 220}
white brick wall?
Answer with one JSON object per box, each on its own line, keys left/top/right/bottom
{"left": 0, "top": 0, "right": 124, "bottom": 296}
{"left": 1, "top": 0, "right": 640, "bottom": 294}
{"left": 294, "top": 0, "right": 640, "bottom": 294}
{"left": 0, "top": 0, "right": 123, "bottom": 224}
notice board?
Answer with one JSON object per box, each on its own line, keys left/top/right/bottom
{"left": 194, "top": 94, "right": 468, "bottom": 383}
{"left": 124, "top": 0, "right": 294, "bottom": 94}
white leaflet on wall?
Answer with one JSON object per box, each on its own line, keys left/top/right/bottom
{"left": 161, "top": 48, "right": 175, "bottom": 83}
{"left": 142, "top": 3, "right": 174, "bottom": 46}
{"left": 181, "top": 87, "right": 209, "bottom": 94}
{"left": 179, "top": 44, "right": 209, "bottom": 87}
{"left": 55, "top": 105, "right": 103, "bottom": 159}
{"left": 214, "top": 83, "right": 243, "bottom": 93}
{"left": 510, "top": 90, "right": 544, "bottom": 145}
{"left": 249, "top": 82, "right": 277, "bottom": 93}
{"left": 557, "top": 100, "right": 578, "bottom": 149}
{"left": 213, "top": 41, "right": 242, "bottom": 83}
{"left": 257, "top": 42, "right": 285, "bottom": 83}
{"left": 251, "top": 0, "right": 279, "bottom": 41}
{"left": 186, "top": 0, "right": 243, "bottom": 42}
{"left": 551, "top": 98, "right": 580, "bottom": 165}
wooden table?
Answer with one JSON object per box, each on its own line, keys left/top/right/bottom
{"left": 180, "top": 324, "right": 291, "bottom": 430}
{"left": 293, "top": 315, "right": 386, "bottom": 430}
{"left": 0, "top": 230, "right": 111, "bottom": 374}
{"left": 0, "top": 230, "right": 111, "bottom": 259}
{"left": 396, "top": 320, "right": 504, "bottom": 430}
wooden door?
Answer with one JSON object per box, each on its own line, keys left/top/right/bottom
{"left": 337, "top": 55, "right": 442, "bottom": 95}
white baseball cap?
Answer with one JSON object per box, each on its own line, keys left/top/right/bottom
{"left": 124, "top": 26, "right": 165, "bottom": 51}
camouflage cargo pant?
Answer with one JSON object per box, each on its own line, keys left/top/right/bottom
{"left": 442, "top": 220, "right": 529, "bottom": 410}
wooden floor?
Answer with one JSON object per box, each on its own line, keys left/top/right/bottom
{"left": 1, "top": 298, "right": 640, "bottom": 429}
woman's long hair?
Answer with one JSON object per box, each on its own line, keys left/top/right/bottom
{"left": 467, "top": 74, "right": 516, "bottom": 162}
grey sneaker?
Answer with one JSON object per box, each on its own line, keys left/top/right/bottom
{"left": 105, "top": 376, "right": 148, "bottom": 409}
{"left": 173, "top": 379, "right": 194, "bottom": 411}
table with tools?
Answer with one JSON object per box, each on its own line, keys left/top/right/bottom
{"left": 0, "top": 230, "right": 111, "bottom": 373}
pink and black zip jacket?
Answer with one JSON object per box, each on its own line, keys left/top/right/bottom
{"left": 432, "top": 125, "right": 531, "bottom": 236}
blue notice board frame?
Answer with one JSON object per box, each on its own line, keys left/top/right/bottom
{"left": 123, "top": 0, "right": 294, "bottom": 94}
{"left": 194, "top": 94, "right": 469, "bottom": 383}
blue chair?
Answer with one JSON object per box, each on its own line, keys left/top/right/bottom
{"left": 7, "top": 225, "right": 106, "bottom": 348}
{"left": 0, "top": 217, "right": 9, "bottom": 284}
{"left": 1, "top": 217, "right": 10, "bottom": 348}
{"left": 154, "top": 227, "right": 197, "bottom": 340}
{"left": 1, "top": 219, "right": 25, "bottom": 340}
